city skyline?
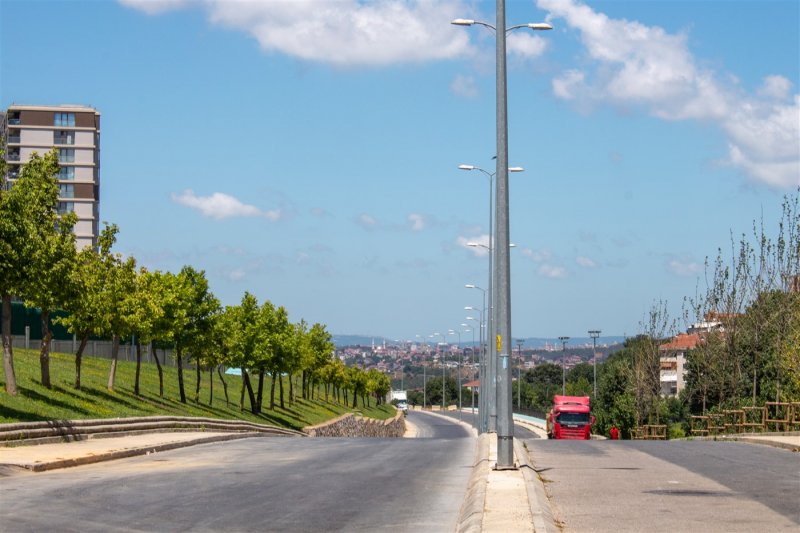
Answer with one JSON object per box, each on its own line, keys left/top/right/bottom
{"left": 2, "top": 0, "right": 797, "bottom": 341}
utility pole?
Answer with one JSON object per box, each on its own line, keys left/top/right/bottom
{"left": 589, "top": 330, "right": 601, "bottom": 399}
{"left": 559, "top": 336, "right": 570, "bottom": 395}
{"left": 517, "top": 339, "right": 523, "bottom": 410}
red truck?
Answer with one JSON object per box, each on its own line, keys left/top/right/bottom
{"left": 546, "top": 395, "right": 595, "bottom": 440}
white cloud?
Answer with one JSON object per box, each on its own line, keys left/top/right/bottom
{"left": 507, "top": 32, "right": 548, "bottom": 60}
{"left": 226, "top": 268, "right": 247, "bottom": 282}
{"left": 666, "top": 257, "right": 703, "bottom": 277}
{"left": 119, "top": 0, "right": 190, "bottom": 15}
{"left": 121, "top": 0, "right": 473, "bottom": 67}
{"left": 521, "top": 247, "right": 552, "bottom": 262}
{"left": 576, "top": 256, "right": 596, "bottom": 268}
{"left": 538, "top": 0, "right": 800, "bottom": 189}
{"left": 450, "top": 74, "right": 479, "bottom": 99}
{"left": 356, "top": 213, "right": 378, "bottom": 230}
{"left": 538, "top": 264, "right": 567, "bottom": 279}
{"left": 457, "top": 234, "right": 489, "bottom": 257}
{"left": 408, "top": 213, "right": 426, "bottom": 231}
{"left": 171, "top": 189, "right": 282, "bottom": 221}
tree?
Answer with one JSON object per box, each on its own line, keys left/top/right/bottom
{"left": 168, "top": 266, "right": 218, "bottom": 404}
{"left": 56, "top": 223, "right": 117, "bottom": 389}
{"left": 129, "top": 268, "right": 164, "bottom": 397}
{"left": 1, "top": 150, "right": 68, "bottom": 394}
{"left": 105, "top": 253, "right": 137, "bottom": 391}
{"left": 18, "top": 150, "right": 77, "bottom": 389}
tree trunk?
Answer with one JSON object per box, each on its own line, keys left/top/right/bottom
{"left": 39, "top": 309, "right": 52, "bottom": 389}
{"left": 289, "top": 373, "right": 294, "bottom": 405}
{"left": 302, "top": 370, "right": 307, "bottom": 399}
{"left": 239, "top": 368, "right": 246, "bottom": 411}
{"left": 107, "top": 333, "right": 120, "bottom": 391}
{"left": 176, "top": 345, "right": 186, "bottom": 403}
{"left": 151, "top": 344, "right": 164, "bottom": 397}
{"left": 2, "top": 294, "right": 18, "bottom": 395}
{"left": 243, "top": 369, "right": 257, "bottom": 415}
{"left": 279, "top": 374, "right": 285, "bottom": 409}
{"left": 256, "top": 368, "right": 265, "bottom": 415}
{"left": 270, "top": 371, "right": 277, "bottom": 410}
{"left": 195, "top": 358, "right": 201, "bottom": 403}
{"left": 134, "top": 338, "right": 142, "bottom": 396}
{"left": 75, "top": 334, "right": 89, "bottom": 390}
{"left": 352, "top": 389, "right": 357, "bottom": 409}
{"left": 217, "top": 365, "right": 229, "bottom": 406}
{"left": 208, "top": 367, "right": 213, "bottom": 405}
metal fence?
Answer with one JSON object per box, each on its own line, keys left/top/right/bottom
{"left": 11, "top": 335, "right": 179, "bottom": 368}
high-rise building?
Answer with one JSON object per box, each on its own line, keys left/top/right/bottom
{"left": 2, "top": 104, "right": 100, "bottom": 250}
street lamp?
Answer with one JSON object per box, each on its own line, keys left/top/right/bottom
{"left": 589, "top": 330, "right": 601, "bottom": 399}
{"left": 416, "top": 334, "right": 427, "bottom": 409}
{"left": 431, "top": 333, "right": 447, "bottom": 411}
{"left": 516, "top": 339, "right": 524, "bottom": 411}
{"left": 465, "top": 315, "right": 481, "bottom": 427}
{"left": 559, "top": 336, "right": 570, "bottom": 395}
{"left": 453, "top": 3, "right": 552, "bottom": 469}
{"left": 448, "top": 329, "right": 462, "bottom": 418}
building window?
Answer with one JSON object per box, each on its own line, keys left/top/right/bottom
{"left": 7, "top": 149, "right": 20, "bottom": 161}
{"left": 7, "top": 130, "right": 21, "bottom": 144}
{"left": 57, "top": 202, "right": 74, "bottom": 215}
{"left": 54, "top": 113, "right": 75, "bottom": 127}
{"left": 59, "top": 184, "right": 75, "bottom": 198}
{"left": 8, "top": 166, "right": 20, "bottom": 179}
{"left": 54, "top": 130, "right": 75, "bottom": 145}
{"left": 58, "top": 149, "right": 75, "bottom": 163}
{"left": 57, "top": 166, "right": 75, "bottom": 180}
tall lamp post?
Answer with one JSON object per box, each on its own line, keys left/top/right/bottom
{"left": 589, "top": 330, "right": 601, "bottom": 399}
{"left": 516, "top": 339, "right": 524, "bottom": 411}
{"left": 559, "top": 336, "right": 570, "bottom": 395}
{"left": 448, "top": 329, "right": 462, "bottom": 418}
{"left": 453, "top": 8, "right": 552, "bottom": 468}
{"left": 416, "top": 335, "right": 427, "bottom": 409}
{"left": 465, "top": 315, "right": 482, "bottom": 427}
{"left": 431, "top": 333, "right": 447, "bottom": 410}
{"left": 462, "top": 174, "right": 521, "bottom": 433}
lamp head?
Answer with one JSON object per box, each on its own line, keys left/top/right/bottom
{"left": 451, "top": 18, "right": 475, "bottom": 26}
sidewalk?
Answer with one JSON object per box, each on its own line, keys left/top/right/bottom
{"left": 0, "top": 431, "right": 265, "bottom": 473}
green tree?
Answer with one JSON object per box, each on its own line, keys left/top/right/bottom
{"left": 55, "top": 222, "right": 118, "bottom": 389}
{"left": 130, "top": 268, "right": 164, "bottom": 397}
{"left": 18, "top": 150, "right": 77, "bottom": 389}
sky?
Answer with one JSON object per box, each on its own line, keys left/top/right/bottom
{"left": 2, "top": 0, "right": 798, "bottom": 343}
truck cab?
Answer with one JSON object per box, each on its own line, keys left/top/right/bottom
{"left": 547, "top": 395, "right": 595, "bottom": 440}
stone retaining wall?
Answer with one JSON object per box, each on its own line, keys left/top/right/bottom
{"left": 303, "top": 411, "right": 405, "bottom": 438}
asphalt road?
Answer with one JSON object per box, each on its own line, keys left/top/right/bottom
{"left": 0, "top": 411, "right": 474, "bottom": 533}
{"left": 431, "top": 409, "right": 541, "bottom": 439}
{"left": 524, "top": 439, "right": 800, "bottom": 532}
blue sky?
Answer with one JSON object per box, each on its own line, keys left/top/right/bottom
{"left": 2, "top": 0, "right": 798, "bottom": 343}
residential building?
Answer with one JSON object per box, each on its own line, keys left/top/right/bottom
{"left": 658, "top": 333, "right": 700, "bottom": 397}
{"left": 3, "top": 104, "right": 100, "bottom": 249}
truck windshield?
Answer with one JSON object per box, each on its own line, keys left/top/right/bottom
{"left": 557, "top": 412, "right": 589, "bottom": 425}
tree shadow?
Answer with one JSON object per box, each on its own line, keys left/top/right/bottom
{"left": 16, "top": 387, "right": 92, "bottom": 417}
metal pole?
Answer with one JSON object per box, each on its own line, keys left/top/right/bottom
{"left": 495, "top": 0, "right": 514, "bottom": 467}
{"left": 559, "top": 336, "right": 570, "bottom": 395}
{"left": 487, "top": 172, "right": 496, "bottom": 433}
{"left": 589, "top": 330, "right": 600, "bottom": 399}
{"left": 517, "top": 340, "right": 523, "bottom": 411}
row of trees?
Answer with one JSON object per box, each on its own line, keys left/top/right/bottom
{"left": 592, "top": 193, "right": 799, "bottom": 437}
{"left": 0, "top": 148, "right": 391, "bottom": 415}
{"left": 506, "top": 192, "right": 798, "bottom": 438}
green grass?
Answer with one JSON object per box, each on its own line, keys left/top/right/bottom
{"left": 0, "top": 348, "right": 395, "bottom": 429}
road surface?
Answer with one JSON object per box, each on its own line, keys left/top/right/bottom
{"left": 0, "top": 411, "right": 473, "bottom": 533}
{"left": 523, "top": 439, "right": 800, "bottom": 532}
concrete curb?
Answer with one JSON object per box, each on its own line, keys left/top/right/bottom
{"left": 514, "top": 439, "right": 559, "bottom": 533}
{"left": 3, "top": 432, "right": 269, "bottom": 472}
{"left": 456, "top": 433, "right": 490, "bottom": 533}
{"left": 689, "top": 434, "right": 800, "bottom": 452}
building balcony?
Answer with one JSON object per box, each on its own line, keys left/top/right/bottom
{"left": 7, "top": 135, "right": 21, "bottom": 144}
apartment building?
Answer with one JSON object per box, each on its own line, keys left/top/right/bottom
{"left": 3, "top": 104, "right": 100, "bottom": 249}
{"left": 658, "top": 333, "right": 700, "bottom": 397}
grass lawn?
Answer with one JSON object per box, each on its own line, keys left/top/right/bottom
{"left": 0, "top": 348, "right": 395, "bottom": 430}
